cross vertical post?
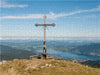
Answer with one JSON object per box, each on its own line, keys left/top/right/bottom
{"left": 43, "top": 15, "right": 46, "bottom": 54}
{"left": 35, "top": 15, "right": 55, "bottom": 59}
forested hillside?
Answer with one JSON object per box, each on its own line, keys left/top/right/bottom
{"left": 81, "top": 60, "right": 100, "bottom": 68}
{"left": 70, "top": 43, "right": 100, "bottom": 56}
{"left": 0, "top": 45, "right": 38, "bottom": 61}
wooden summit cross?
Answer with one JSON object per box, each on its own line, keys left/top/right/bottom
{"left": 35, "top": 15, "right": 55, "bottom": 59}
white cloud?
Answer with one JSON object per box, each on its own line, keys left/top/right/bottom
{"left": 0, "top": 1, "right": 28, "bottom": 8}
{"left": 0, "top": 14, "right": 44, "bottom": 19}
{"left": 0, "top": 5, "right": 100, "bottom": 19}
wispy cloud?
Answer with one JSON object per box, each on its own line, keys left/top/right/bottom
{"left": 0, "top": 5, "right": 100, "bottom": 19}
{"left": 48, "top": 5, "right": 100, "bottom": 19}
{"left": 0, "top": 14, "right": 44, "bottom": 19}
{"left": 0, "top": 1, "right": 28, "bottom": 8}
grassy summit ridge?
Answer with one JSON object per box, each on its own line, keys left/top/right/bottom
{"left": 0, "top": 58, "right": 100, "bottom": 75}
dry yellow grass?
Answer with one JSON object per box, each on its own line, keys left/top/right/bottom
{"left": 0, "top": 58, "right": 100, "bottom": 75}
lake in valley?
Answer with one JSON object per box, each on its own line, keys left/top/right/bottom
{"left": 36, "top": 49, "right": 100, "bottom": 60}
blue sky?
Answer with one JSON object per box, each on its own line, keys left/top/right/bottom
{"left": 0, "top": 0, "right": 100, "bottom": 40}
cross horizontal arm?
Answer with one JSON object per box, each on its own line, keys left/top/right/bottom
{"left": 35, "top": 23, "right": 55, "bottom": 27}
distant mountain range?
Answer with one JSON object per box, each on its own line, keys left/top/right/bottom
{"left": 0, "top": 40, "right": 100, "bottom": 59}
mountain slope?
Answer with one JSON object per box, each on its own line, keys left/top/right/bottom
{"left": 70, "top": 43, "right": 100, "bottom": 56}
{"left": 0, "top": 45, "right": 38, "bottom": 61}
{"left": 0, "top": 58, "right": 100, "bottom": 75}
{"left": 81, "top": 60, "right": 100, "bottom": 68}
